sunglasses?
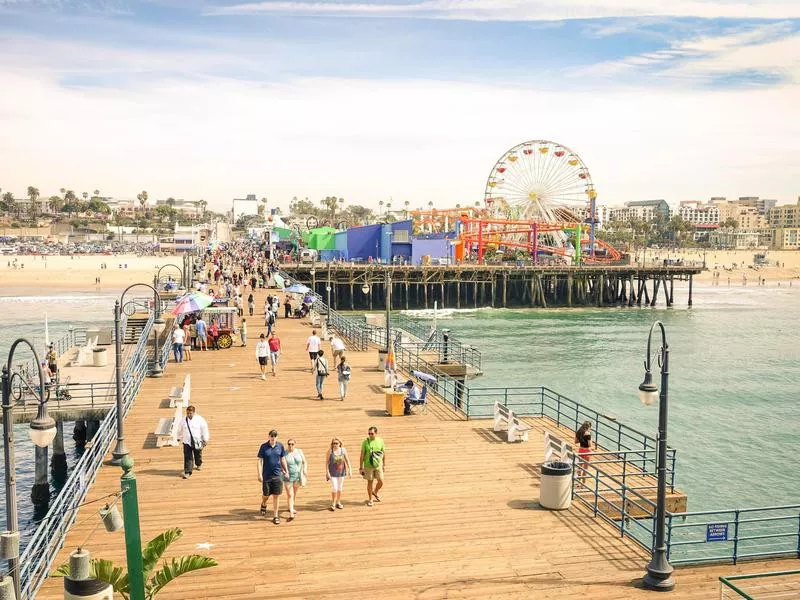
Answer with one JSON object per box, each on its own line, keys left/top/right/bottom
{"left": 287, "top": 442, "right": 295, "bottom": 446}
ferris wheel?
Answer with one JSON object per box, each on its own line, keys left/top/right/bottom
{"left": 484, "top": 140, "right": 596, "bottom": 223}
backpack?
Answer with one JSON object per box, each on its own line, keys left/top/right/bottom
{"left": 339, "top": 364, "right": 351, "bottom": 380}
{"left": 316, "top": 358, "right": 329, "bottom": 376}
{"left": 267, "top": 312, "right": 275, "bottom": 325}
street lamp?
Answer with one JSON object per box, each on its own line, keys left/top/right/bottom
{"left": 638, "top": 321, "right": 675, "bottom": 592}
{"left": 112, "top": 283, "right": 162, "bottom": 466}
{"left": 155, "top": 263, "right": 184, "bottom": 290}
{"left": 1, "top": 339, "right": 57, "bottom": 600}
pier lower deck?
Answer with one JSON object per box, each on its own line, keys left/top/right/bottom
{"left": 38, "top": 287, "right": 795, "bottom": 599}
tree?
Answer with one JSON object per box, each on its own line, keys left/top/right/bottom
{"left": 721, "top": 217, "right": 738, "bottom": 231}
{"left": 82, "top": 191, "right": 89, "bottom": 202}
{"left": 404, "top": 200, "right": 410, "bottom": 218}
{"left": 93, "top": 189, "right": 101, "bottom": 199}
{"left": 343, "top": 204, "right": 373, "bottom": 225}
{"left": 48, "top": 195, "right": 63, "bottom": 214}
{"left": 166, "top": 197, "right": 176, "bottom": 208}
{"left": 137, "top": 191, "right": 149, "bottom": 217}
{"left": 63, "top": 190, "right": 78, "bottom": 217}
{"left": 427, "top": 201, "right": 433, "bottom": 210}
{"left": 1, "top": 191, "right": 16, "bottom": 217}
{"left": 54, "top": 527, "right": 217, "bottom": 600}
{"left": 27, "top": 186, "right": 40, "bottom": 222}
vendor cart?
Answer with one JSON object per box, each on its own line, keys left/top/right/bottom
{"left": 199, "top": 307, "right": 238, "bottom": 349}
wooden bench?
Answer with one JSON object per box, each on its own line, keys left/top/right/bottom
{"left": 493, "top": 402, "right": 532, "bottom": 443}
{"left": 169, "top": 374, "right": 191, "bottom": 409}
{"left": 544, "top": 430, "right": 575, "bottom": 463}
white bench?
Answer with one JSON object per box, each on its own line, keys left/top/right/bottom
{"left": 154, "top": 404, "right": 183, "bottom": 447}
{"left": 169, "top": 374, "right": 191, "bottom": 409}
{"left": 493, "top": 402, "right": 532, "bottom": 443}
{"left": 544, "top": 430, "right": 575, "bottom": 463}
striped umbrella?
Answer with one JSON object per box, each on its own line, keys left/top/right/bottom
{"left": 172, "top": 292, "right": 214, "bottom": 316}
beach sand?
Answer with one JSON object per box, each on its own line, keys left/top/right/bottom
{"left": 644, "top": 248, "right": 800, "bottom": 282}
{"left": 1, "top": 254, "right": 187, "bottom": 295}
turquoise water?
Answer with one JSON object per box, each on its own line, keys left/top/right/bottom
{"left": 0, "top": 293, "right": 115, "bottom": 540}
{"left": 404, "top": 283, "right": 800, "bottom": 511}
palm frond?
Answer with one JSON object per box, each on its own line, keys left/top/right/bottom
{"left": 146, "top": 555, "right": 217, "bottom": 598}
{"left": 91, "top": 558, "right": 130, "bottom": 598}
{"left": 141, "top": 527, "right": 182, "bottom": 578}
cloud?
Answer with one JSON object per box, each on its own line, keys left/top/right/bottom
{"left": 571, "top": 22, "right": 800, "bottom": 83}
{"left": 207, "top": 0, "right": 800, "bottom": 20}
{"left": 1, "top": 61, "right": 798, "bottom": 210}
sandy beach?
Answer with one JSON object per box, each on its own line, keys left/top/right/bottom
{"left": 2, "top": 250, "right": 799, "bottom": 296}
{"left": 0, "top": 254, "right": 184, "bottom": 295}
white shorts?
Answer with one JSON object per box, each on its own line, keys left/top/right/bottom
{"left": 329, "top": 476, "right": 344, "bottom": 493}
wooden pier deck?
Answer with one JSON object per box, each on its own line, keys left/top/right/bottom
{"left": 38, "top": 287, "right": 796, "bottom": 599}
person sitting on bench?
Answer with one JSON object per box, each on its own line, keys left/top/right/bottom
{"left": 403, "top": 380, "right": 424, "bottom": 415}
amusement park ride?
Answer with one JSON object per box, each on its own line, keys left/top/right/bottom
{"left": 411, "top": 139, "right": 621, "bottom": 265}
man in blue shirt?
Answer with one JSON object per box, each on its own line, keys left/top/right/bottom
{"left": 195, "top": 317, "right": 208, "bottom": 351}
{"left": 257, "top": 429, "right": 289, "bottom": 524}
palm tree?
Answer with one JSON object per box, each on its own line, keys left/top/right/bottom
{"left": 48, "top": 195, "right": 62, "bottom": 214}
{"left": 64, "top": 190, "right": 78, "bottom": 217}
{"left": 378, "top": 200, "right": 384, "bottom": 217}
{"left": 27, "top": 186, "right": 40, "bottom": 221}
{"left": 404, "top": 200, "right": 410, "bottom": 218}
{"left": 137, "top": 191, "right": 149, "bottom": 217}
{"left": 427, "top": 201, "right": 433, "bottom": 210}
{"left": 93, "top": 189, "right": 101, "bottom": 199}
{"left": 1, "top": 191, "right": 16, "bottom": 218}
{"left": 54, "top": 528, "right": 216, "bottom": 600}
{"left": 82, "top": 191, "right": 89, "bottom": 202}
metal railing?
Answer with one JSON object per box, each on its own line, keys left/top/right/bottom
{"left": 666, "top": 505, "right": 800, "bottom": 566}
{"left": 394, "top": 343, "right": 468, "bottom": 412}
{"left": 13, "top": 328, "right": 88, "bottom": 383}
{"left": 720, "top": 570, "right": 800, "bottom": 599}
{"left": 18, "top": 324, "right": 155, "bottom": 599}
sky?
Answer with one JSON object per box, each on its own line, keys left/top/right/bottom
{"left": 0, "top": 0, "right": 798, "bottom": 213}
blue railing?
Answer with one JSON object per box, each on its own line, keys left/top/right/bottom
{"left": 18, "top": 323, "right": 155, "bottom": 599}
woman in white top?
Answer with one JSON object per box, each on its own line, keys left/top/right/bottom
{"left": 255, "top": 333, "right": 270, "bottom": 380}
{"left": 284, "top": 439, "right": 307, "bottom": 521}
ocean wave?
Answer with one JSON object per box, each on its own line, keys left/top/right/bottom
{"left": 400, "top": 307, "right": 494, "bottom": 319}
{"left": 0, "top": 295, "right": 114, "bottom": 303}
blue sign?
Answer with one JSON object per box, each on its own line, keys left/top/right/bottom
{"left": 706, "top": 523, "right": 729, "bottom": 542}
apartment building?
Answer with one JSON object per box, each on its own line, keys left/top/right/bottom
{"left": 608, "top": 199, "right": 671, "bottom": 223}
{"left": 767, "top": 198, "right": 800, "bottom": 228}
{"left": 155, "top": 199, "right": 201, "bottom": 217}
{"left": 678, "top": 201, "right": 720, "bottom": 225}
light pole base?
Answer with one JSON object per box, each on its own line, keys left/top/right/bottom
{"left": 149, "top": 367, "right": 164, "bottom": 378}
{"left": 643, "top": 565, "right": 675, "bottom": 592}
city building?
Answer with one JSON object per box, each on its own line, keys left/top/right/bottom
{"left": 608, "top": 199, "right": 671, "bottom": 223}
{"left": 738, "top": 196, "right": 777, "bottom": 216}
{"left": 104, "top": 198, "right": 139, "bottom": 218}
{"left": 708, "top": 230, "right": 760, "bottom": 249}
{"left": 767, "top": 198, "right": 800, "bottom": 228}
{"left": 771, "top": 227, "right": 800, "bottom": 250}
{"left": 678, "top": 201, "right": 720, "bottom": 226}
{"left": 232, "top": 194, "right": 261, "bottom": 220}
{"left": 155, "top": 198, "right": 201, "bottom": 218}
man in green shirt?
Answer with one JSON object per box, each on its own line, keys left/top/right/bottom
{"left": 359, "top": 426, "right": 386, "bottom": 507}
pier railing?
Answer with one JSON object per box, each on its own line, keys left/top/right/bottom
{"left": 719, "top": 570, "right": 800, "bottom": 598}
{"left": 665, "top": 505, "right": 800, "bottom": 566}
{"left": 18, "top": 318, "right": 155, "bottom": 599}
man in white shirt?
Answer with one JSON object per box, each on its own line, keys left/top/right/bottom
{"left": 255, "top": 333, "right": 270, "bottom": 380}
{"left": 176, "top": 405, "right": 210, "bottom": 479}
{"left": 172, "top": 325, "right": 185, "bottom": 363}
{"left": 330, "top": 335, "right": 346, "bottom": 362}
{"left": 306, "top": 329, "right": 322, "bottom": 371}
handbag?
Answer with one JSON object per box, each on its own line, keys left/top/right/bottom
{"left": 186, "top": 418, "right": 204, "bottom": 450}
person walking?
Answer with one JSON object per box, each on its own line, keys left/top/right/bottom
{"left": 171, "top": 325, "right": 185, "bottom": 363}
{"left": 265, "top": 308, "right": 276, "bottom": 336}
{"left": 336, "top": 355, "right": 351, "bottom": 401}
{"left": 313, "top": 349, "right": 329, "bottom": 400}
{"left": 209, "top": 320, "right": 219, "bottom": 350}
{"left": 256, "top": 333, "right": 269, "bottom": 380}
{"left": 284, "top": 438, "right": 307, "bottom": 521}
{"left": 330, "top": 334, "right": 346, "bottom": 363}
{"left": 284, "top": 294, "right": 292, "bottom": 319}
{"left": 575, "top": 421, "right": 593, "bottom": 483}
{"left": 325, "top": 437, "right": 351, "bottom": 511}
{"left": 195, "top": 316, "right": 208, "bottom": 351}
{"left": 359, "top": 426, "right": 385, "bottom": 506}
{"left": 306, "top": 329, "right": 321, "bottom": 371}
{"left": 46, "top": 343, "right": 58, "bottom": 377}
{"left": 182, "top": 320, "right": 192, "bottom": 361}
{"left": 240, "top": 318, "right": 248, "bottom": 347}
{"left": 177, "top": 405, "right": 210, "bottom": 479}
{"left": 257, "top": 429, "right": 289, "bottom": 524}
{"left": 247, "top": 292, "right": 255, "bottom": 316}
{"left": 268, "top": 331, "right": 281, "bottom": 376}
{"left": 234, "top": 294, "right": 243, "bottom": 317}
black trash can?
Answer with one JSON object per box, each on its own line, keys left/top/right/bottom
{"left": 540, "top": 460, "right": 573, "bottom": 509}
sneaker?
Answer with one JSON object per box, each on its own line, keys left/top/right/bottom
{"left": 336, "top": 502, "right": 344, "bottom": 510}
{"left": 182, "top": 473, "right": 190, "bottom": 479}
{"left": 194, "top": 465, "right": 202, "bottom": 471}
{"left": 261, "top": 374, "right": 266, "bottom": 380}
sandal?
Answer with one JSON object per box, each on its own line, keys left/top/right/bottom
{"left": 260, "top": 504, "right": 267, "bottom": 516}
{"left": 329, "top": 505, "right": 336, "bottom": 511}
{"left": 336, "top": 503, "right": 344, "bottom": 510}
{"left": 373, "top": 493, "right": 381, "bottom": 502}
{"left": 367, "top": 500, "right": 373, "bottom": 507}
{"left": 273, "top": 516, "right": 280, "bottom": 525}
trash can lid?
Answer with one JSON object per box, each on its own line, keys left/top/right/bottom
{"left": 541, "top": 461, "right": 572, "bottom": 475}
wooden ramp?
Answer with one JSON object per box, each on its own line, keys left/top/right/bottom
{"left": 37, "top": 287, "right": 798, "bottom": 599}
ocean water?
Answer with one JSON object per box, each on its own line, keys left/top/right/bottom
{"left": 0, "top": 293, "right": 116, "bottom": 540}
{"left": 403, "top": 282, "right": 800, "bottom": 511}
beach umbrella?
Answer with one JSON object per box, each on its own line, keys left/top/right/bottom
{"left": 285, "top": 283, "right": 310, "bottom": 294}
{"left": 172, "top": 292, "right": 214, "bottom": 316}
{"left": 303, "top": 295, "right": 316, "bottom": 305}
{"left": 411, "top": 370, "right": 437, "bottom": 383}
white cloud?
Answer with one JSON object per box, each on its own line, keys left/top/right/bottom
{"left": 1, "top": 58, "right": 798, "bottom": 211}
{"left": 571, "top": 23, "right": 800, "bottom": 83}
{"left": 207, "top": 0, "right": 800, "bottom": 20}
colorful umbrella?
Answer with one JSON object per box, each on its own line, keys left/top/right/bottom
{"left": 172, "top": 292, "right": 214, "bottom": 316}
{"left": 286, "top": 283, "right": 310, "bottom": 294}
{"left": 411, "top": 370, "right": 437, "bottom": 383}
